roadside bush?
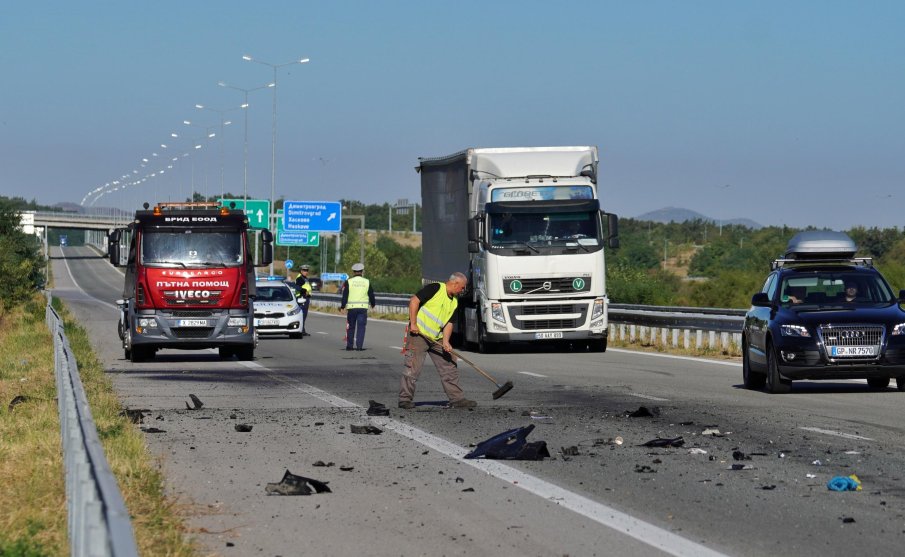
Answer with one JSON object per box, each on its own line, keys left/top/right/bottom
{"left": 0, "top": 201, "right": 45, "bottom": 304}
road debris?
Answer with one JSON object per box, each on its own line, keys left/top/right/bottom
{"left": 732, "top": 450, "right": 752, "bottom": 461}
{"left": 265, "top": 470, "right": 331, "bottom": 495}
{"left": 701, "top": 428, "right": 723, "bottom": 436}
{"left": 626, "top": 406, "right": 660, "bottom": 418}
{"left": 339, "top": 466, "right": 354, "bottom": 471}
{"left": 120, "top": 408, "right": 147, "bottom": 423}
{"left": 561, "top": 446, "right": 580, "bottom": 457}
{"left": 234, "top": 424, "right": 253, "bottom": 432}
{"left": 350, "top": 425, "right": 383, "bottom": 435}
{"left": 841, "top": 517, "right": 856, "bottom": 523}
{"left": 366, "top": 400, "right": 390, "bottom": 416}
{"left": 313, "top": 461, "right": 335, "bottom": 467}
{"left": 827, "top": 475, "right": 862, "bottom": 492}
{"left": 465, "top": 425, "right": 550, "bottom": 460}
{"left": 687, "top": 448, "right": 708, "bottom": 455}
{"left": 635, "top": 465, "right": 656, "bottom": 473}
{"left": 728, "top": 464, "right": 754, "bottom": 470}
{"left": 185, "top": 394, "right": 203, "bottom": 410}
{"left": 8, "top": 395, "right": 27, "bottom": 411}
{"left": 641, "top": 437, "right": 685, "bottom": 448}
{"left": 141, "top": 427, "right": 166, "bottom": 433}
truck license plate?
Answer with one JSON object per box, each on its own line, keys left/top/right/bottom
{"left": 535, "top": 332, "right": 563, "bottom": 339}
{"left": 831, "top": 346, "right": 877, "bottom": 357}
{"left": 178, "top": 319, "right": 209, "bottom": 327}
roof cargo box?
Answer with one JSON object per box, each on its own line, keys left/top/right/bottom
{"left": 785, "top": 231, "right": 857, "bottom": 259}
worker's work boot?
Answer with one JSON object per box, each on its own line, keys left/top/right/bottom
{"left": 448, "top": 398, "right": 477, "bottom": 409}
{"left": 397, "top": 401, "right": 415, "bottom": 409}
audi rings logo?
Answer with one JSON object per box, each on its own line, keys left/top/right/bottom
{"left": 841, "top": 330, "right": 864, "bottom": 339}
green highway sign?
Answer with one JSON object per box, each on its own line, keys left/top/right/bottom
{"left": 277, "top": 230, "right": 320, "bottom": 247}
{"left": 219, "top": 198, "right": 271, "bottom": 229}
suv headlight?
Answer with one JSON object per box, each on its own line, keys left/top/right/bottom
{"left": 781, "top": 324, "right": 811, "bottom": 337}
{"left": 892, "top": 323, "right": 905, "bottom": 335}
{"left": 491, "top": 303, "right": 506, "bottom": 324}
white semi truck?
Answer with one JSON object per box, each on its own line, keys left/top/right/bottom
{"left": 416, "top": 146, "right": 619, "bottom": 352}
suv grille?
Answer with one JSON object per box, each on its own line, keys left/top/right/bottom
{"left": 818, "top": 324, "right": 884, "bottom": 359}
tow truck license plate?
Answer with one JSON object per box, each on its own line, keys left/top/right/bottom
{"left": 535, "top": 332, "right": 563, "bottom": 339}
{"left": 831, "top": 346, "right": 877, "bottom": 357}
{"left": 178, "top": 319, "right": 209, "bottom": 327}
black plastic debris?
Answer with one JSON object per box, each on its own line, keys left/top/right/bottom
{"left": 8, "top": 395, "right": 27, "bottom": 412}
{"left": 339, "top": 466, "right": 354, "bottom": 471}
{"left": 366, "top": 400, "right": 390, "bottom": 416}
{"left": 234, "top": 424, "right": 253, "bottom": 432}
{"left": 265, "top": 470, "right": 331, "bottom": 495}
{"left": 561, "top": 446, "right": 580, "bottom": 456}
{"left": 635, "top": 465, "right": 656, "bottom": 473}
{"left": 760, "top": 485, "right": 777, "bottom": 490}
{"left": 455, "top": 477, "right": 464, "bottom": 483}
{"left": 462, "top": 487, "right": 475, "bottom": 492}
{"left": 185, "top": 394, "right": 203, "bottom": 410}
{"left": 732, "top": 450, "right": 751, "bottom": 461}
{"left": 120, "top": 408, "right": 146, "bottom": 424}
{"left": 350, "top": 425, "right": 383, "bottom": 435}
{"left": 641, "top": 437, "right": 685, "bottom": 448}
{"left": 141, "top": 427, "right": 166, "bottom": 433}
{"left": 464, "top": 425, "right": 550, "bottom": 461}
{"left": 728, "top": 464, "right": 754, "bottom": 471}
{"left": 626, "top": 406, "right": 660, "bottom": 418}
{"left": 312, "top": 461, "right": 335, "bottom": 467}
{"left": 841, "top": 517, "right": 856, "bottom": 524}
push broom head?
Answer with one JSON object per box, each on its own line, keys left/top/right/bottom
{"left": 492, "top": 381, "right": 514, "bottom": 400}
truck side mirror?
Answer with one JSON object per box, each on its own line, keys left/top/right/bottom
{"left": 467, "top": 216, "right": 480, "bottom": 253}
{"left": 258, "top": 229, "right": 274, "bottom": 266}
{"left": 605, "top": 213, "right": 620, "bottom": 249}
{"left": 108, "top": 229, "right": 122, "bottom": 266}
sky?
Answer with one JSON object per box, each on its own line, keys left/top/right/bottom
{"left": 1, "top": 1, "right": 903, "bottom": 231}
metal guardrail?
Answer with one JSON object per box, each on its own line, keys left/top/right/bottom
{"left": 45, "top": 295, "right": 139, "bottom": 557}
{"left": 311, "top": 293, "right": 746, "bottom": 332}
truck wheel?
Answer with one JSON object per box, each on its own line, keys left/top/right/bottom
{"left": 130, "top": 346, "right": 151, "bottom": 363}
{"left": 218, "top": 347, "right": 234, "bottom": 359}
{"left": 235, "top": 346, "right": 254, "bottom": 361}
{"left": 477, "top": 321, "right": 495, "bottom": 354}
{"left": 589, "top": 337, "right": 607, "bottom": 353}
{"left": 765, "top": 341, "right": 791, "bottom": 394}
{"left": 867, "top": 377, "right": 890, "bottom": 390}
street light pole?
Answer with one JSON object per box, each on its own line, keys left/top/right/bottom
{"left": 195, "top": 104, "right": 238, "bottom": 199}
{"left": 182, "top": 120, "right": 217, "bottom": 200}
{"left": 243, "top": 54, "right": 310, "bottom": 275}
{"left": 716, "top": 184, "right": 731, "bottom": 236}
{"left": 217, "top": 81, "right": 274, "bottom": 206}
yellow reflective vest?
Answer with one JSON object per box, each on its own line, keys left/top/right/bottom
{"left": 416, "top": 283, "right": 458, "bottom": 340}
{"left": 345, "top": 276, "right": 371, "bottom": 309}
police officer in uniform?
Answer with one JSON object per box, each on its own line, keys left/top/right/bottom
{"left": 340, "top": 262, "right": 375, "bottom": 350}
{"left": 398, "top": 272, "right": 476, "bottom": 409}
{"left": 294, "top": 265, "right": 313, "bottom": 335}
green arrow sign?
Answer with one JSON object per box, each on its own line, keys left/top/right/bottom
{"left": 219, "top": 198, "right": 271, "bottom": 229}
{"left": 276, "top": 230, "right": 320, "bottom": 247}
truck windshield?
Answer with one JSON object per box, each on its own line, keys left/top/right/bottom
{"left": 141, "top": 231, "right": 244, "bottom": 268}
{"left": 489, "top": 211, "right": 598, "bottom": 245}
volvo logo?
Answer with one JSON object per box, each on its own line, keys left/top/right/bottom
{"left": 542, "top": 281, "right": 552, "bottom": 291}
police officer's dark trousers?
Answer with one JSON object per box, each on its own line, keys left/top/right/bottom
{"left": 346, "top": 308, "right": 368, "bottom": 350}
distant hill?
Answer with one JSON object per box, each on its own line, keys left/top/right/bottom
{"left": 635, "top": 207, "right": 762, "bottom": 229}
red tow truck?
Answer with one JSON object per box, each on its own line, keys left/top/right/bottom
{"left": 108, "top": 201, "right": 272, "bottom": 362}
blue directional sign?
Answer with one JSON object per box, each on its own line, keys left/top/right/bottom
{"left": 284, "top": 259, "right": 294, "bottom": 269}
{"left": 321, "top": 272, "right": 349, "bottom": 282}
{"left": 276, "top": 230, "right": 320, "bottom": 247}
{"left": 283, "top": 201, "right": 342, "bottom": 232}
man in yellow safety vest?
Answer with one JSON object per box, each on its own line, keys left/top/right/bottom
{"left": 340, "top": 262, "right": 375, "bottom": 350}
{"left": 398, "top": 272, "right": 476, "bottom": 409}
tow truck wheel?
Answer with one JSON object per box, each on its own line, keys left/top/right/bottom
{"left": 235, "top": 346, "right": 254, "bottom": 361}
{"left": 765, "top": 340, "right": 791, "bottom": 394}
{"left": 130, "top": 346, "right": 151, "bottom": 363}
{"left": 218, "top": 347, "right": 234, "bottom": 359}
{"left": 867, "top": 377, "right": 890, "bottom": 390}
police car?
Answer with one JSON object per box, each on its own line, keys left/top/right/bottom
{"left": 253, "top": 277, "right": 304, "bottom": 338}
{"left": 743, "top": 231, "right": 905, "bottom": 393}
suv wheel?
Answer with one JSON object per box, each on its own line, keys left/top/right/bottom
{"left": 867, "top": 377, "right": 890, "bottom": 390}
{"left": 765, "top": 341, "right": 791, "bottom": 394}
{"left": 742, "top": 337, "right": 766, "bottom": 389}
{"left": 897, "top": 378, "right": 905, "bottom": 392}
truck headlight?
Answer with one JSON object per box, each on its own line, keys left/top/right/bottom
{"left": 138, "top": 318, "right": 158, "bottom": 328}
{"left": 781, "top": 324, "right": 810, "bottom": 337}
{"left": 287, "top": 305, "right": 302, "bottom": 316}
{"left": 491, "top": 303, "right": 506, "bottom": 324}
{"left": 228, "top": 317, "right": 248, "bottom": 327}
{"left": 891, "top": 323, "right": 905, "bottom": 335}
{"left": 591, "top": 298, "right": 605, "bottom": 321}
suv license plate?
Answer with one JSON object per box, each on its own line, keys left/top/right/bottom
{"left": 831, "top": 346, "right": 877, "bottom": 357}
{"left": 178, "top": 319, "right": 209, "bottom": 327}
{"left": 535, "top": 332, "right": 563, "bottom": 339}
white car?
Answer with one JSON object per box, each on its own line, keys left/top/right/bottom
{"left": 253, "top": 279, "right": 304, "bottom": 338}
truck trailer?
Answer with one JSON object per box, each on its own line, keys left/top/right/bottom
{"left": 108, "top": 201, "right": 272, "bottom": 362}
{"left": 416, "top": 146, "right": 618, "bottom": 352}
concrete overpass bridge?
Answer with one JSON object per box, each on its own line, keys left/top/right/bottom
{"left": 24, "top": 210, "right": 129, "bottom": 254}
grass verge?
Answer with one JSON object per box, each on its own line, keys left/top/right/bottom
{"left": 0, "top": 294, "right": 198, "bottom": 557}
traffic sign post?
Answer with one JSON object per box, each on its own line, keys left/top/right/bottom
{"left": 219, "top": 198, "right": 271, "bottom": 230}
{"left": 321, "top": 272, "right": 348, "bottom": 282}
{"left": 283, "top": 201, "right": 342, "bottom": 232}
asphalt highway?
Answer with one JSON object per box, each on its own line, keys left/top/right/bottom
{"left": 51, "top": 246, "right": 905, "bottom": 557}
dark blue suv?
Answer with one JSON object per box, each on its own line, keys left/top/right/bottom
{"left": 743, "top": 231, "right": 905, "bottom": 393}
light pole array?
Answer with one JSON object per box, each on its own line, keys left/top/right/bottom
{"left": 182, "top": 120, "right": 217, "bottom": 200}
{"left": 242, "top": 54, "right": 310, "bottom": 274}
{"left": 217, "top": 80, "right": 274, "bottom": 205}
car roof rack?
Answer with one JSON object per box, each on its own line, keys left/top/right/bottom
{"left": 771, "top": 257, "right": 873, "bottom": 270}
{"left": 773, "top": 230, "right": 870, "bottom": 269}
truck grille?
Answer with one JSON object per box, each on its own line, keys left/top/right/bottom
{"left": 171, "top": 310, "right": 215, "bottom": 318}
{"left": 516, "top": 319, "right": 580, "bottom": 330}
{"left": 503, "top": 277, "right": 591, "bottom": 295}
{"left": 507, "top": 303, "right": 587, "bottom": 331}
{"left": 520, "top": 304, "right": 575, "bottom": 315}
{"left": 172, "top": 328, "right": 214, "bottom": 339}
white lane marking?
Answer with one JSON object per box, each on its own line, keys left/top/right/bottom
{"left": 630, "top": 393, "right": 670, "bottom": 402}
{"left": 799, "top": 427, "right": 874, "bottom": 441}
{"left": 390, "top": 346, "right": 403, "bottom": 351}
{"left": 238, "top": 359, "right": 728, "bottom": 557}
{"left": 518, "top": 371, "right": 548, "bottom": 378}
{"left": 608, "top": 347, "right": 740, "bottom": 368}
{"left": 316, "top": 331, "right": 329, "bottom": 335}
{"left": 61, "top": 251, "right": 120, "bottom": 314}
